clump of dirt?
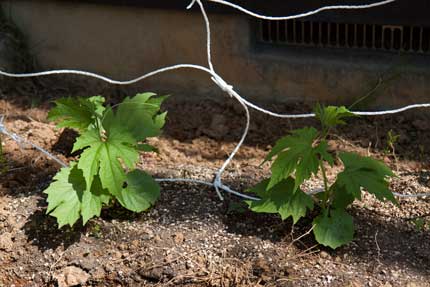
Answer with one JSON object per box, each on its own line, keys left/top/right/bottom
{"left": 0, "top": 95, "right": 429, "bottom": 286}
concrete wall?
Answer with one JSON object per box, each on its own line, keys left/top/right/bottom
{"left": 2, "top": 0, "right": 430, "bottom": 107}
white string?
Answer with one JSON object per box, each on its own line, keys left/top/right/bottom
{"left": 191, "top": 0, "right": 230, "bottom": 199}
{"left": 240, "top": 98, "right": 430, "bottom": 118}
{"left": 188, "top": 0, "right": 214, "bottom": 72}
{"left": 206, "top": 0, "right": 396, "bottom": 21}
{"left": 354, "top": 104, "right": 430, "bottom": 115}
{"left": 0, "top": 64, "right": 214, "bottom": 85}
{"left": 1, "top": 0, "right": 429, "bottom": 200}
{"left": 393, "top": 192, "right": 430, "bottom": 198}
{"left": 304, "top": 187, "right": 430, "bottom": 199}
{"left": 1, "top": 64, "right": 428, "bottom": 119}
{"left": 155, "top": 178, "right": 260, "bottom": 200}
{"left": 212, "top": 91, "right": 250, "bottom": 200}
{"left": 0, "top": 117, "right": 68, "bottom": 168}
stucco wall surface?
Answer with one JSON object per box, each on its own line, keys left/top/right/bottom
{"left": 2, "top": 0, "right": 430, "bottom": 107}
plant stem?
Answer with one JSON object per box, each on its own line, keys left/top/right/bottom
{"left": 319, "top": 127, "right": 331, "bottom": 143}
{"left": 319, "top": 160, "right": 330, "bottom": 209}
{"left": 94, "top": 115, "right": 104, "bottom": 140}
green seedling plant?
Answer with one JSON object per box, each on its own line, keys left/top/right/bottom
{"left": 247, "top": 104, "right": 397, "bottom": 249}
{"left": 44, "top": 93, "right": 167, "bottom": 227}
{"left": 412, "top": 218, "right": 428, "bottom": 231}
{"left": 384, "top": 129, "right": 400, "bottom": 156}
{"left": 385, "top": 129, "right": 400, "bottom": 170}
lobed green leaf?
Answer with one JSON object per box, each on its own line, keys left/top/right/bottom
{"left": 247, "top": 177, "right": 314, "bottom": 224}
{"left": 80, "top": 176, "right": 111, "bottom": 224}
{"left": 314, "top": 104, "right": 356, "bottom": 131}
{"left": 73, "top": 126, "right": 139, "bottom": 196}
{"left": 334, "top": 152, "right": 396, "bottom": 204}
{"left": 44, "top": 163, "right": 111, "bottom": 227}
{"left": 44, "top": 164, "right": 83, "bottom": 228}
{"left": 48, "top": 96, "right": 105, "bottom": 131}
{"left": 111, "top": 93, "right": 168, "bottom": 141}
{"left": 266, "top": 127, "right": 331, "bottom": 191}
{"left": 114, "top": 170, "right": 160, "bottom": 212}
{"left": 313, "top": 209, "right": 354, "bottom": 249}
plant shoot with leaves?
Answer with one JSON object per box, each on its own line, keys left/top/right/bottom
{"left": 248, "top": 105, "right": 396, "bottom": 249}
{"left": 45, "top": 93, "right": 167, "bottom": 227}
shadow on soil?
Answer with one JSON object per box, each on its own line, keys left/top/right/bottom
{"left": 22, "top": 203, "right": 85, "bottom": 252}
{"left": 0, "top": 156, "right": 84, "bottom": 251}
{"left": 134, "top": 181, "right": 430, "bottom": 276}
{"left": 0, "top": 93, "right": 429, "bottom": 276}
{"left": 1, "top": 156, "right": 429, "bottom": 275}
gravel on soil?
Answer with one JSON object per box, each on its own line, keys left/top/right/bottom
{"left": 0, "top": 95, "right": 429, "bottom": 287}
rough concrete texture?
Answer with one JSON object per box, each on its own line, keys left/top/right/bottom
{"left": 0, "top": 36, "right": 16, "bottom": 72}
{"left": 1, "top": 0, "right": 430, "bottom": 107}
{"left": 0, "top": 25, "right": 27, "bottom": 74}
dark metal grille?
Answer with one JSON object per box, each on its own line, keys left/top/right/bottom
{"left": 258, "top": 19, "right": 430, "bottom": 54}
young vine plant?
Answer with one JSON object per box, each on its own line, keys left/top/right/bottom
{"left": 44, "top": 93, "right": 167, "bottom": 227}
{"left": 247, "top": 105, "right": 397, "bottom": 249}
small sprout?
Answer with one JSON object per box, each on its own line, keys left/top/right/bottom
{"left": 412, "top": 218, "right": 427, "bottom": 231}
{"left": 385, "top": 129, "right": 400, "bottom": 155}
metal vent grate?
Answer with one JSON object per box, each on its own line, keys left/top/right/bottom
{"left": 258, "top": 19, "right": 430, "bottom": 54}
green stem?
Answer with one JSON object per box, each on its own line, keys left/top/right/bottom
{"left": 94, "top": 114, "right": 103, "bottom": 140}
{"left": 319, "top": 160, "right": 330, "bottom": 209}
{"left": 319, "top": 126, "right": 331, "bottom": 141}
{"left": 96, "top": 119, "right": 102, "bottom": 138}
{"left": 316, "top": 128, "right": 331, "bottom": 209}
